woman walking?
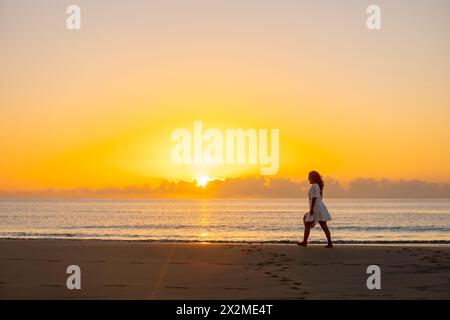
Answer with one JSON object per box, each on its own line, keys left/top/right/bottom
{"left": 298, "top": 171, "right": 333, "bottom": 248}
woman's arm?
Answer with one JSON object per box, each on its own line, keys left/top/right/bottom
{"left": 310, "top": 197, "right": 316, "bottom": 215}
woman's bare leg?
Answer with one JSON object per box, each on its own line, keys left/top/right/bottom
{"left": 298, "top": 222, "right": 314, "bottom": 246}
{"left": 319, "top": 221, "right": 333, "bottom": 247}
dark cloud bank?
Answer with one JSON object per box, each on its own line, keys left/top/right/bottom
{"left": 2, "top": 177, "right": 450, "bottom": 198}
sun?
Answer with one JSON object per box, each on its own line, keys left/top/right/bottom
{"left": 195, "top": 176, "right": 212, "bottom": 188}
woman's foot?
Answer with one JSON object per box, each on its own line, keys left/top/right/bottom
{"left": 297, "top": 242, "right": 307, "bottom": 247}
{"left": 324, "top": 243, "right": 333, "bottom": 248}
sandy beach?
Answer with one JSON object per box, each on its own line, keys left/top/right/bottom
{"left": 0, "top": 240, "right": 449, "bottom": 299}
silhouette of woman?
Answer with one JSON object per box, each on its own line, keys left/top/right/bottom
{"left": 298, "top": 171, "right": 333, "bottom": 248}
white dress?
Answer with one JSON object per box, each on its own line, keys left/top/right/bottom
{"left": 304, "top": 183, "right": 332, "bottom": 223}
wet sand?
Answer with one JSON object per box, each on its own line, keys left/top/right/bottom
{"left": 0, "top": 240, "right": 449, "bottom": 299}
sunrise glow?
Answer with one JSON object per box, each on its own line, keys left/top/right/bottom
{"left": 195, "top": 176, "right": 212, "bottom": 188}
{"left": 0, "top": 0, "right": 449, "bottom": 197}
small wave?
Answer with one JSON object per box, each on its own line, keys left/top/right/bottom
{"left": 332, "top": 225, "right": 450, "bottom": 232}
{"left": 55, "top": 224, "right": 450, "bottom": 233}
{"left": 1, "top": 234, "right": 450, "bottom": 245}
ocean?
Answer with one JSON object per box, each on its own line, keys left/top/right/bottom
{"left": 1, "top": 199, "right": 449, "bottom": 244}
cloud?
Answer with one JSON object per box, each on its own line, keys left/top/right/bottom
{"left": 346, "top": 178, "right": 450, "bottom": 198}
{"left": 1, "top": 177, "right": 450, "bottom": 199}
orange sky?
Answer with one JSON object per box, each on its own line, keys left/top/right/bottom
{"left": 1, "top": 0, "right": 450, "bottom": 192}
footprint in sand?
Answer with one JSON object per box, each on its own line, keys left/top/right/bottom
{"left": 166, "top": 286, "right": 189, "bottom": 289}
{"left": 104, "top": 284, "right": 128, "bottom": 287}
{"left": 40, "top": 284, "right": 62, "bottom": 288}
